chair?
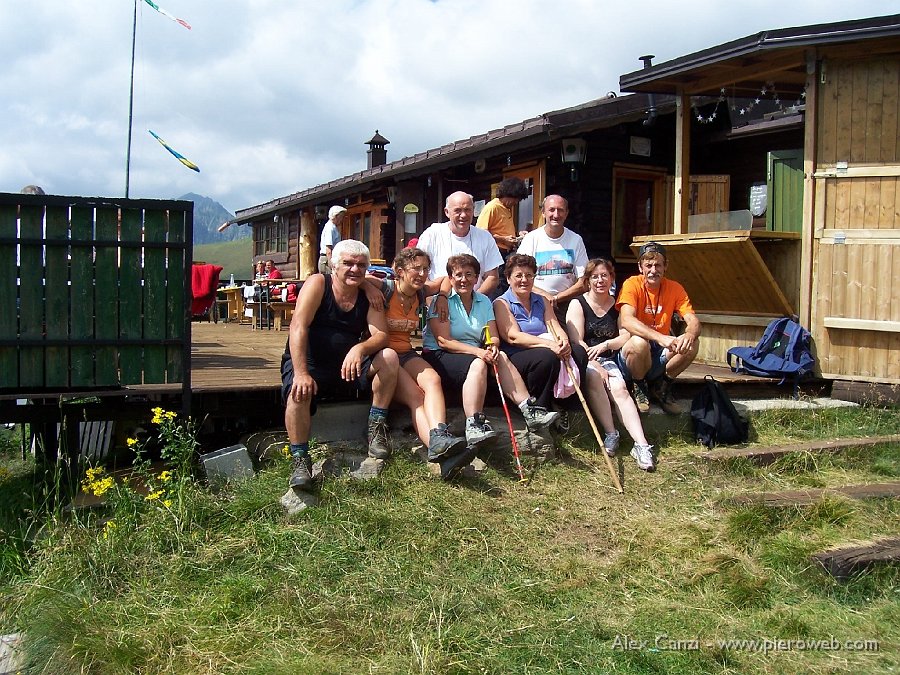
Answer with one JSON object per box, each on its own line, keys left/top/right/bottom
{"left": 191, "top": 263, "right": 224, "bottom": 322}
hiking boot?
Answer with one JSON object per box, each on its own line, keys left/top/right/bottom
{"left": 427, "top": 423, "right": 468, "bottom": 462}
{"left": 439, "top": 445, "right": 479, "bottom": 482}
{"left": 522, "top": 399, "right": 560, "bottom": 431}
{"left": 551, "top": 410, "right": 570, "bottom": 435}
{"left": 603, "top": 431, "right": 620, "bottom": 457}
{"left": 631, "top": 380, "right": 650, "bottom": 414}
{"left": 648, "top": 377, "right": 683, "bottom": 415}
{"left": 289, "top": 454, "right": 313, "bottom": 490}
{"left": 367, "top": 418, "right": 391, "bottom": 459}
{"left": 630, "top": 443, "right": 656, "bottom": 472}
{"left": 465, "top": 412, "right": 498, "bottom": 448}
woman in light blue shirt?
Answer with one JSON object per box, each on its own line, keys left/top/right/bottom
{"left": 423, "top": 254, "right": 559, "bottom": 450}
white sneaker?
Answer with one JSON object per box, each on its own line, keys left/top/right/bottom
{"left": 603, "top": 431, "right": 620, "bottom": 457}
{"left": 465, "top": 412, "right": 497, "bottom": 447}
{"left": 630, "top": 443, "right": 656, "bottom": 472}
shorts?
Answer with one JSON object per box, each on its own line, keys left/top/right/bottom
{"left": 591, "top": 356, "right": 624, "bottom": 380}
{"left": 281, "top": 351, "right": 374, "bottom": 413}
{"left": 421, "top": 350, "right": 480, "bottom": 391}
{"left": 397, "top": 349, "right": 422, "bottom": 368}
{"left": 615, "top": 341, "right": 668, "bottom": 382}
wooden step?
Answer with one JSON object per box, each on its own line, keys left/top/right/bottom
{"left": 729, "top": 481, "right": 900, "bottom": 507}
{"left": 699, "top": 434, "right": 900, "bottom": 463}
{"left": 811, "top": 538, "right": 900, "bottom": 580}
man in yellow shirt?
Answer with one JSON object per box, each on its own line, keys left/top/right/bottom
{"left": 476, "top": 177, "right": 529, "bottom": 296}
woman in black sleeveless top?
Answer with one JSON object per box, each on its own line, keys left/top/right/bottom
{"left": 565, "top": 258, "right": 653, "bottom": 464}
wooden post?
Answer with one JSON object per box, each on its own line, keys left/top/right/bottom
{"left": 673, "top": 93, "right": 691, "bottom": 234}
{"left": 800, "top": 49, "right": 819, "bottom": 330}
{"left": 298, "top": 208, "right": 316, "bottom": 280}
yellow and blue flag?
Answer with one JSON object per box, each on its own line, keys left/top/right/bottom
{"left": 148, "top": 130, "right": 200, "bottom": 172}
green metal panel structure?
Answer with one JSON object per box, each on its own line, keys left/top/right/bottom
{"left": 0, "top": 193, "right": 192, "bottom": 392}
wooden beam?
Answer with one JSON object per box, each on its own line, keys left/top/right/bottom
{"left": 814, "top": 164, "right": 900, "bottom": 178}
{"left": 693, "top": 313, "right": 777, "bottom": 326}
{"left": 799, "top": 48, "right": 818, "bottom": 330}
{"left": 730, "top": 482, "right": 900, "bottom": 507}
{"left": 699, "top": 434, "right": 900, "bottom": 463}
{"left": 811, "top": 537, "right": 900, "bottom": 580}
{"left": 823, "top": 317, "right": 900, "bottom": 333}
{"left": 673, "top": 93, "right": 690, "bottom": 234}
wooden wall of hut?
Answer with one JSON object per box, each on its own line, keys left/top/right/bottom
{"left": 811, "top": 52, "right": 900, "bottom": 383}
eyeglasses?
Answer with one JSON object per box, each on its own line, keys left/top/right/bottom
{"left": 511, "top": 273, "right": 535, "bottom": 281}
{"left": 590, "top": 273, "right": 611, "bottom": 281}
{"left": 451, "top": 271, "right": 477, "bottom": 280}
{"left": 340, "top": 261, "right": 368, "bottom": 270}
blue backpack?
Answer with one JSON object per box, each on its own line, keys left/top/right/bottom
{"left": 726, "top": 317, "right": 814, "bottom": 397}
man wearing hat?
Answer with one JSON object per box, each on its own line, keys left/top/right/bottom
{"left": 615, "top": 241, "right": 701, "bottom": 415}
{"left": 319, "top": 205, "right": 347, "bottom": 273}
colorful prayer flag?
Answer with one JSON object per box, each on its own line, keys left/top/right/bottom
{"left": 142, "top": 0, "right": 192, "bottom": 30}
{"left": 148, "top": 130, "right": 200, "bottom": 172}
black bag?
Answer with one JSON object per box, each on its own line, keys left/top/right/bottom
{"left": 690, "top": 376, "right": 749, "bottom": 448}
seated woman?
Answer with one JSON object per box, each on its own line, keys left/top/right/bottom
{"left": 494, "top": 254, "right": 622, "bottom": 450}
{"left": 565, "top": 258, "right": 655, "bottom": 471}
{"left": 492, "top": 253, "right": 587, "bottom": 414}
{"left": 370, "top": 248, "right": 467, "bottom": 463}
{"left": 422, "top": 254, "right": 559, "bottom": 449}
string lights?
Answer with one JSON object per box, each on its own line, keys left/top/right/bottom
{"left": 691, "top": 82, "right": 806, "bottom": 124}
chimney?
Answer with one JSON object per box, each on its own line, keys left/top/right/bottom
{"left": 365, "top": 130, "right": 390, "bottom": 169}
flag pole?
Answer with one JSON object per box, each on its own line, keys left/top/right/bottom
{"left": 125, "top": 0, "right": 137, "bottom": 197}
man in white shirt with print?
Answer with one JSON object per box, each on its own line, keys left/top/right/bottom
{"left": 516, "top": 194, "right": 588, "bottom": 311}
{"left": 416, "top": 191, "right": 503, "bottom": 296}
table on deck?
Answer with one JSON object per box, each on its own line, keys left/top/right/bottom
{"left": 219, "top": 286, "right": 248, "bottom": 324}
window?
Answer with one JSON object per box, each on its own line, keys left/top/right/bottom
{"left": 254, "top": 217, "right": 287, "bottom": 257}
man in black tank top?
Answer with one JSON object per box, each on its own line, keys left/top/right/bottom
{"left": 281, "top": 240, "right": 399, "bottom": 492}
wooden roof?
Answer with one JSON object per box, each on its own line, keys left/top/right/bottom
{"left": 619, "top": 14, "right": 900, "bottom": 98}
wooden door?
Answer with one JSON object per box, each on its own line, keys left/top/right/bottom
{"left": 767, "top": 149, "right": 803, "bottom": 233}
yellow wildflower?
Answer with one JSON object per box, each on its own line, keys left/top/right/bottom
{"left": 102, "top": 520, "right": 116, "bottom": 539}
{"left": 90, "top": 476, "right": 115, "bottom": 497}
{"left": 126, "top": 437, "right": 138, "bottom": 447}
{"left": 163, "top": 499, "right": 173, "bottom": 508}
{"left": 282, "top": 445, "right": 291, "bottom": 459}
{"left": 146, "top": 489, "right": 164, "bottom": 501}
{"left": 158, "top": 470, "right": 172, "bottom": 483}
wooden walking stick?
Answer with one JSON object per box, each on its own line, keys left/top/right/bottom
{"left": 547, "top": 322, "right": 624, "bottom": 494}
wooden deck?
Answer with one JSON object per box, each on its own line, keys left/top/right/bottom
{"left": 189, "top": 320, "right": 815, "bottom": 399}
{"left": 191, "top": 320, "right": 286, "bottom": 393}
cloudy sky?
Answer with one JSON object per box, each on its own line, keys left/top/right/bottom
{"left": 2, "top": 1, "right": 896, "bottom": 215}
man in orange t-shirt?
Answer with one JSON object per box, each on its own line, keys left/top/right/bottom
{"left": 615, "top": 242, "right": 701, "bottom": 416}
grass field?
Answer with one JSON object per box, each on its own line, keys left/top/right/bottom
{"left": 1, "top": 405, "right": 898, "bottom": 673}
{"left": 193, "top": 238, "right": 253, "bottom": 282}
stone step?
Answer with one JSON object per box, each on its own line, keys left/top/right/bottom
{"left": 305, "top": 396, "right": 856, "bottom": 447}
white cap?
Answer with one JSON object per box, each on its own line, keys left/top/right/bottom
{"left": 328, "top": 205, "right": 347, "bottom": 220}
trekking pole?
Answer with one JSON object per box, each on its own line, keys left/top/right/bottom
{"left": 483, "top": 326, "right": 528, "bottom": 484}
{"left": 547, "top": 323, "right": 624, "bottom": 494}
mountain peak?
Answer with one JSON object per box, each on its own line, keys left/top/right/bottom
{"left": 178, "top": 193, "right": 247, "bottom": 244}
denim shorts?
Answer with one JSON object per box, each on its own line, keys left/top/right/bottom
{"left": 615, "top": 341, "right": 668, "bottom": 382}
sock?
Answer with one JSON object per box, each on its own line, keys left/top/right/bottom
{"left": 518, "top": 399, "right": 532, "bottom": 414}
{"left": 369, "top": 406, "right": 389, "bottom": 423}
{"left": 289, "top": 442, "right": 309, "bottom": 458}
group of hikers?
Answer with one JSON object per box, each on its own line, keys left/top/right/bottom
{"left": 281, "top": 180, "right": 701, "bottom": 491}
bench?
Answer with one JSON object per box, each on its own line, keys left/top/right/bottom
{"left": 269, "top": 302, "right": 294, "bottom": 331}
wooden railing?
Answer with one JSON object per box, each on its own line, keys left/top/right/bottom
{"left": 0, "top": 193, "right": 192, "bottom": 391}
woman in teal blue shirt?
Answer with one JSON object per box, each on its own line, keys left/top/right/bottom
{"left": 423, "top": 253, "right": 559, "bottom": 449}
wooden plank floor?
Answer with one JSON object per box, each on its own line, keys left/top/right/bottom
{"left": 189, "top": 320, "right": 802, "bottom": 397}
{"left": 191, "top": 320, "right": 286, "bottom": 392}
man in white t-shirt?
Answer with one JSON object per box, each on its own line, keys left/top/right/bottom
{"left": 516, "top": 194, "right": 588, "bottom": 309}
{"left": 416, "top": 191, "right": 503, "bottom": 296}
{"left": 318, "top": 205, "right": 346, "bottom": 273}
